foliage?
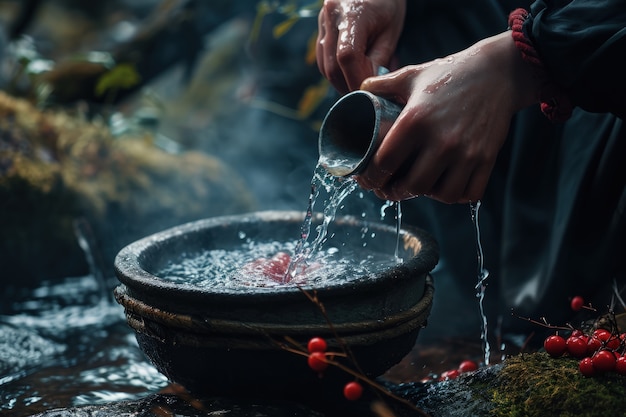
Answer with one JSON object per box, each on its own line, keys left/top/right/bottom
{"left": 249, "top": 0, "right": 329, "bottom": 123}
{"left": 94, "top": 63, "right": 141, "bottom": 98}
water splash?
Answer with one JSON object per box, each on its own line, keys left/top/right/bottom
{"left": 285, "top": 164, "right": 358, "bottom": 281}
{"left": 470, "top": 200, "right": 491, "bottom": 365}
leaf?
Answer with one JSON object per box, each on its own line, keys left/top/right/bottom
{"left": 297, "top": 78, "right": 329, "bottom": 119}
{"left": 305, "top": 31, "right": 318, "bottom": 65}
{"left": 95, "top": 63, "right": 141, "bottom": 97}
{"left": 273, "top": 15, "right": 299, "bottom": 38}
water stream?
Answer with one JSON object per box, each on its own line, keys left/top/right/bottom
{"left": 470, "top": 201, "right": 491, "bottom": 366}
{"left": 285, "top": 163, "right": 402, "bottom": 282}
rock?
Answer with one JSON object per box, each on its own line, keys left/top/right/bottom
{"left": 27, "top": 394, "right": 325, "bottom": 417}
{"left": 387, "top": 352, "right": 626, "bottom": 417}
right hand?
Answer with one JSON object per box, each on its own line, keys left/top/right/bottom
{"left": 355, "top": 32, "right": 540, "bottom": 204}
{"left": 316, "top": 0, "right": 406, "bottom": 94}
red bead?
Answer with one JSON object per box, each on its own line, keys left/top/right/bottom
{"left": 587, "top": 336, "right": 602, "bottom": 355}
{"left": 593, "top": 329, "right": 611, "bottom": 341}
{"left": 307, "top": 351, "right": 328, "bottom": 372}
{"left": 592, "top": 350, "right": 617, "bottom": 373}
{"left": 566, "top": 336, "right": 588, "bottom": 358}
{"left": 343, "top": 381, "right": 363, "bottom": 401}
{"left": 459, "top": 360, "right": 479, "bottom": 373}
{"left": 616, "top": 356, "right": 626, "bottom": 375}
{"left": 307, "top": 337, "right": 328, "bottom": 353}
{"left": 544, "top": 335, "right": 567, "bottom": 358}
{"left": 570, "top": 296, "right": 585, "bottom": 311}
{"left": 593, "top": 329, "right": 620, "bottom": 350}
{"left": 579, "top": 357, "right": 595, "bottom": 377}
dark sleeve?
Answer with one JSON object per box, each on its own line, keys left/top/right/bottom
{"left": 524, "top": 0, "right": 626, "bottom": 118}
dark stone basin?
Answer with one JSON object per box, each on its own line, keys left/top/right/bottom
{"left": 113, "top": 210, "right": 438, "bottom": 411}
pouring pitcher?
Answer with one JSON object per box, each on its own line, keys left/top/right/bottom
{"left": 318, "top": 89, "right": 403, "bottom": 177}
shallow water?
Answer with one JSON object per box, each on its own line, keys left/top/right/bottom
{"left": 0, "top": 275, "right": 168, "bottom": 416}
{"left": 155, "top": 240, "right": 400, "bottom": 289}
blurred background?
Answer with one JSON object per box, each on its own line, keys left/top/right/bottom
{"left": 0, "top": 1, "right": 353, "bottom": 414}
{"left": 0, "top": 0, "right": 337, "bottom": 285}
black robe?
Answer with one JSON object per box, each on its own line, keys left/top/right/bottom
{"left": 394, "top": 0, "right": 625, "bottom": 341}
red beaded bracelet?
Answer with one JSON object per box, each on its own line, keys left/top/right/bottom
{"left": 508, "top": 8, "right": 573, "bottom": 122}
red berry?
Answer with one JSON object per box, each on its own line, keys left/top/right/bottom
{"left": 587, "top": 336, "right": 602, "bottom": 355}
{"left": 593, "top": 328, "right": 612, "bottom": 341}
{"left": 544, "top": 335, "right": 567, "bottom": 358}
{"left": 459, "top": 360, "right": 479, "bottom": 373}
{"left": 343, "top": 381, "right": 363, "bottom": 401}
{"left": 606, "top": 336, "right": 621, "bottom": 350}
{"left": 566, "top": 336, "right": 588, "bottom": 358}
{"left": 265, "top": 252, "right": 291, "bottom": 281}
{"left": 570, "top": 329, "right": 584, "bottom": 338}
{"left": 307, "top": 337, "right": 327, "bottom": 353}
{"left": 241, "top": 252, "right": 292, "bottom": 282}
{"left": 570, "top": 296, "right": 585, "bottom": 311}
{"left": 579, "top": 357, "right": 595, "bottom": 377}
{"left": 439, "top": 369, "right": 461, "bottom": 381}
{"left": 616, "top": 356, "right": 626, "bottom": 375}
{"left": 593, "top": 329, "right": 620, "bottom": 350}
{"left": 307, "top": 351, "right": 328, "bottom": 372}
{"left": 592, "top": 350, "right": 617, "bottom": 373}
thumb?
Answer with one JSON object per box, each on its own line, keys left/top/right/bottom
{"left": 360, "top": 66, "right": 416, "bottom": 105}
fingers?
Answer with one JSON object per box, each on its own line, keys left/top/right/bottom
{"left": 316, "top": 0, "right": 400, "bottom": 93}
{"left": 360, "top": 65, "right": 420, "bottom": 104}
{"left": 354, "top": 103, "right": 493, "bottom": 203}
{"left": 317, "top": 5, "right": 349, "bottom": 93}
{"left": 359, "top": 158, "right": 490, "bottom": 204}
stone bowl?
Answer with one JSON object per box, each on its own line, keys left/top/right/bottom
{"left": 113, "top": 210, "right": 438, "bottom": 407}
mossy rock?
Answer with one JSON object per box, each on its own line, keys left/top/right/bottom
{"left": 392, "top": 352, "right": 626, "bottom": 417}
{"left": 492, "top": 352, "right": 626, "bottom": 417}
{"left": 0, "top": 92, "right": 256, "bottom": 285}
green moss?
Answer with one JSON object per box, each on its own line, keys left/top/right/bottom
{"left": 492, "top": 353, "right": 626, "bottom": 417}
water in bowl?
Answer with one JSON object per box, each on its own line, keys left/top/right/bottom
{"left": 154, "top": 239, "right": 400, "bottom": 290}
{"left": 154, "top": 164, "right": 403, "bottom": 290}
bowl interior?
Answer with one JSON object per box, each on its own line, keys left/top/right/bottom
{"left": 116, "top": 211, "right": 437, "bottom": 292}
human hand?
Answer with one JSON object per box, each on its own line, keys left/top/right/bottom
{"left": 355, "top": 32, "right": 540, "bottom": 203}
{"left": 316, "top": 0, "right": 406, "bottom": 94}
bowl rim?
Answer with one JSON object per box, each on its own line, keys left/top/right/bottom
{"left": 114, "top": 275, "right": 434, "bottom": 337}
{"left": 114, "top": 210, "right": 439, "bottom": 304}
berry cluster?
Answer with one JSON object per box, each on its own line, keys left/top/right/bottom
{"left": 544, "top": 329, "right": 626, "bottom": 377}
{"left": 305, "top": 337, "right": 364, "bottom": 401}
{"left": 421, "top": 359, "right": 480, "bottom": 383}
{"left": 542, "top": 296, "right": 626, "bottom": 377}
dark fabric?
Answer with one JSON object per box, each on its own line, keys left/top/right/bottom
{"left": 393, "top": 0, "right": 625, "bottom": 340}
{"left": 525, "top": 0, "right": 626, "bottom": 118}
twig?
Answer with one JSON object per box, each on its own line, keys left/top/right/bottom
{"left": 511, "top": 309, "right": 572, "bottom": 332}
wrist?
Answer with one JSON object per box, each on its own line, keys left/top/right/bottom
{"left": 481, "top": 32, "right": 542, "bottom": 113}
{"left": 507, "top": 8, "right": 573, "bottom": 122}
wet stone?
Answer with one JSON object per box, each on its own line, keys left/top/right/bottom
{"left": 387, "top": 365, "right": 502, "bottom": 417}
{"left": 27, "top": 394, "right": 325, "bottom": 417}
{"left": 0, "top": 324, "right": 66, "bottom": 383}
